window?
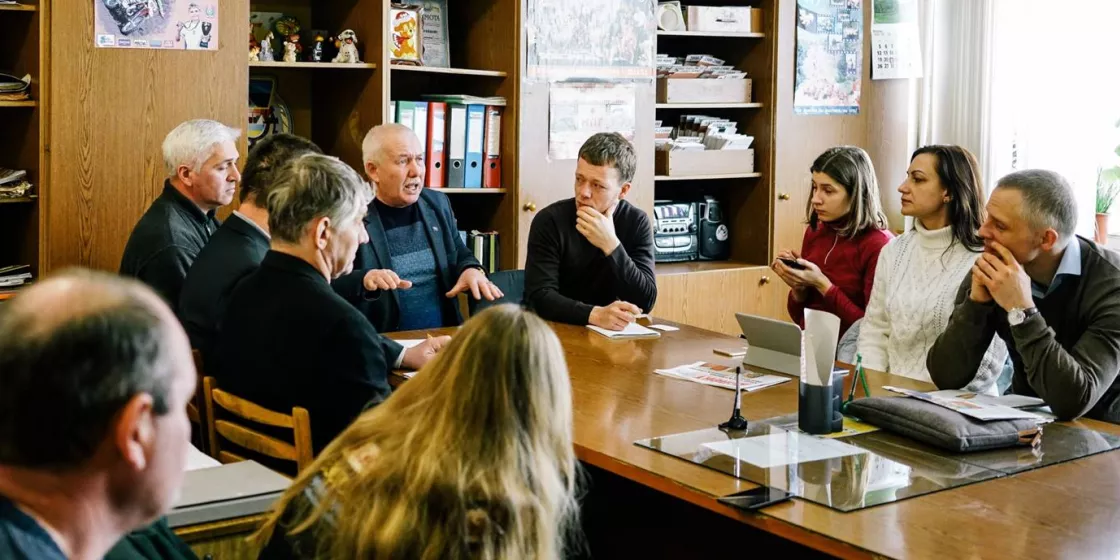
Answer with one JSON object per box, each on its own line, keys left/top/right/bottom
{"left": 987, "top": 0, "right": 1120, "bottom": 238}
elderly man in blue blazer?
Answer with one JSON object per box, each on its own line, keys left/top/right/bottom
{"left": 334, "top": 124, "right": 502, "bottom": 332}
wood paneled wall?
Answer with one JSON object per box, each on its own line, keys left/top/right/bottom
{"left": 45, "top": 0, "right": 249, "bottom": 274}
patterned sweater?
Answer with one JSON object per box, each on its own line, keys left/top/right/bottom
{"left": 857, "top": 222, "right": 1006, "bottom": 391}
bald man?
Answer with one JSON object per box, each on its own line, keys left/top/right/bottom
{"left": 0, "top": 270, "right": 197, "bottom": 560}
{"left": 333, "top": 124, "right": 502, "bottom": 333}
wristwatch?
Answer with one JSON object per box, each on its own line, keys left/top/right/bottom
{"left": 1008, "top": 306, "right": 1039, "bottom": 326}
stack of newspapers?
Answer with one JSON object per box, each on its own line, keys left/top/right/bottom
{"left": 655, "top": 362, "right": 790, "bottom": 392}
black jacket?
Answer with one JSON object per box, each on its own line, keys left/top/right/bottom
{"left": 120, "top": 181, "right": 220, "bottom": 312}
{"left": 212, "top": 251, "right": 392, "bottom": 452}
{"left": 179, "top": 213, "right": 269, "bottom": 362}
{"left": 333, "top": 188, "right": 481, "bottom": 332}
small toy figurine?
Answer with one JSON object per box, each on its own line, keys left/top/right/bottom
{"left": 249, "top": 44, "right": 261, "bottom": 61}
{"left": 260, "top": 31, "right": 275, "bottom": 61}
{"left": 333, "top": 29, "right": 361, "bottom": 63}
{"left": 283, "top": 33, "right": 301, "bottom": 63}
{"left": 307, "top": 31, "right": 326, "bottom": 62}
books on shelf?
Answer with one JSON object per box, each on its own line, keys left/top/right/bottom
{"left": 0, "top": 73, "right": 31, "bottom": 101}
{"left": 0, "top": 264, "right": 31, "bottom": 288}
{"left": 0, "top": 168, "right": 32, "bottom": 198}
{"left": 392, "top": 98, "right": 504, "bottom": 189}
{"left": 458, "top": 230, "right": 499, "bottom": 273}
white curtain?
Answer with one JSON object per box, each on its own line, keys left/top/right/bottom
{"left": 913, "top": 0, "right": 998, "bottom": 188}
{"left": 916, "top": 0, "right": 1120, "bottom": 238}
{"left": 987, "top": 0, "right": 1120, "bottom": 238}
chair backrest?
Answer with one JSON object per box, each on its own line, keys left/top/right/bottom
{"left": 467, "top": 269, "right": 525, "bottom": 317}
{"left": 202, "top": 376, "right": 315, "bottom": 474}
{"left": 188, "top": 350, "right": 207, "bottom": 453}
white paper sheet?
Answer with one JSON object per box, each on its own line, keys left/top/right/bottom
{"left": 802, "top": 309, "right": 841, "bottom": 386}
{"left": 587, "top": 323, "right": 661, "bottom": 339}
{"left": 649, "top": 324, "right": 679, "bottom": 332}
{"left": 395, "top": 339, "right": 424, "bottom": 349}
{"left": 186, "top": 444, "right": 221, "bottom": 472}
{"left": 928, "top": 390, "right": 1047, "bottom": 410}
{"left": 701, "top": 432, "right": 868, "bottom": 469}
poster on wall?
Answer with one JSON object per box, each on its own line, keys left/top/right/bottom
{"left": 548, "top": 82, "right": 636, "bottom": 160}
{"left": 526, "top": 0, "right": 656, "bottom": 81}
{"left": 794, "top": 0, "right": 863, "bottom": 115}
{"left": 94, "top": 1, "right": 220, "bottom": 50}
{"left": 871, "top": 0, "right": 922, "bottom": 80}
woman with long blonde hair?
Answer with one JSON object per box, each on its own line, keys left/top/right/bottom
{"left": 255, "top": 304, "right": 580, "bottom": 559}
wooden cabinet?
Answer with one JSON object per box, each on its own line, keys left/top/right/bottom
{"left": 654, "top": 263, "right": 786, "bottom": 336}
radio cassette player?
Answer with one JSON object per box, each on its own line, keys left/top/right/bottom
{"left": 653, "top": 200, "right": 698, "bottom": 263}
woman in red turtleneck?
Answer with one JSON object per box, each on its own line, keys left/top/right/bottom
{"left": 771, "top": 146, "right": 893, "bottom": 336}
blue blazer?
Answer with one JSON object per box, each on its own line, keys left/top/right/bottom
{"left": 333, "top": 188, "right": 481, "bottom": 333}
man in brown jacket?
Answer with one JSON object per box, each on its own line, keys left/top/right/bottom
{"left": 928, "top": 169, "right": 1120, "bottom": 423}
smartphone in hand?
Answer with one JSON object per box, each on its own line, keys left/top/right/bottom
{"left": 778, "top": 257, "right": 807, "bottom": 270}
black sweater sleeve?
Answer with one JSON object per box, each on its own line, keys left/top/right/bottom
{"left": 524, "top": 209, "right": 595, "bottom": 325}
{"left": 607, "top": 207, "right": 657, "bottom": 313}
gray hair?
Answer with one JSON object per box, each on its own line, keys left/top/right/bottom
{"left": 996, "top": 169, "right": 1078, "bottom": 239}
{"left": 266, "top": 154, "right": 373, "bottom": 244}
{"left": 578, "top": 132, "right": 637, "bottom": 184}
{"left": 361, "top": 123, "right": 416, "bottom": 168}
{"left": 162, "top": 119, "right": 241, "bottom": 177}
{"left": 0, "top": 269, "right": 175, "bottom": 468}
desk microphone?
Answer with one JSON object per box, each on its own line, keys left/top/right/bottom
{"left": 719, "top": 366, "right": 749, "bottom": 431}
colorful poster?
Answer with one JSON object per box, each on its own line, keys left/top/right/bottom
{"left": 871, "top": 0, "right": 922, "bottom": 80}
{"left": 526, "top": 0, "right": 656, "bottom": 81}
{"left": 794, "top": 0, "right": 863, "bottom": 115}
{"left": 94, "top": 0, "right": 219, "bottom": 51}
{"left": 548, "top": 82, "right": 636, "bottom": 160}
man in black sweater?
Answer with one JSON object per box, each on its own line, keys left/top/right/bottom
{"left": 213, "top": 154, "right": 448, "bottom": 451}
{"left": 179, "top": 133, "right": 321, "bottom": 362}
{"left": 524, "top": 132, "right": 657, "bottom": 330}
{"left": 928, "top": 170, "right": 1120, "bottom": 422}
{"left": 120, "top": 119, "right": 242, "bottom": 312}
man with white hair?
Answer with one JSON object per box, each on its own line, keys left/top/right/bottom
{"left": 0, "top": 269, "right": 197, "bottom": 559}
{"left": 333, "top": 124, "right": 501, "bottom": 333}
{"left": 120, "top": 119, "right": 241, "bottom": 312}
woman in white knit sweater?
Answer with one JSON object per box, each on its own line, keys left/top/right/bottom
{"left": 857, "top": 145, "right": 1006, "bottom": 391}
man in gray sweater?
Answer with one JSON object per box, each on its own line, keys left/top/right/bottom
{"left": 928, "top": 169, "right": 1120, "bottom": 423}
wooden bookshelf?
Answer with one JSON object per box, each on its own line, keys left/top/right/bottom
{"left": 390, "top": 65, "right": 507, "bottom": 78}
{"left": 651, "top": 0, "right": 784, "bottom": 330}
{"left": 0, "top": 0, "right": 45, "bottom": 280}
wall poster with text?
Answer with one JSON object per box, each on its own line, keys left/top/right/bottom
{"left": 95, "top": 0, "right": 220, "bottom": 50}
{"left": 548, "top": 82, "right": 636, "bottom": 160}
{"left": 794, "top": 0, "right": 863, "bottom": 115}
{"left": 526, "top": 0, "right": 656, "bottom": 81}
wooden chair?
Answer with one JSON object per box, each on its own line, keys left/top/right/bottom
{"left": 202, "top": 376, "right": 315, "bottom": 474}
{"left": 188, "top": 350, "right": 208, "bottom": 454}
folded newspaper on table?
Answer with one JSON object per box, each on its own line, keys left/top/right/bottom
{"left": 884, "top": 386, "right": 1052, "bottom": 423}
{"left": 655, "top": 361, "right": 790, "bottom": 392}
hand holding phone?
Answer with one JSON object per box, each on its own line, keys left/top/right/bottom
{"left": 778, "top": 257, "right": 807, "bottom": 270}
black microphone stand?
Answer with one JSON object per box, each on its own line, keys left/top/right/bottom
{"left": 719, "top": 366, "right": 749, "bottom": 431}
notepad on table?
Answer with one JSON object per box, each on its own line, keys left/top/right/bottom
{"left": 587, "top": 322, "right": 661, "bottom": 340}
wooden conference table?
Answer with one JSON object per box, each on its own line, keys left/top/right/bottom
{"left": 389, "top": 319, "right": 1120, "bottom": 560}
